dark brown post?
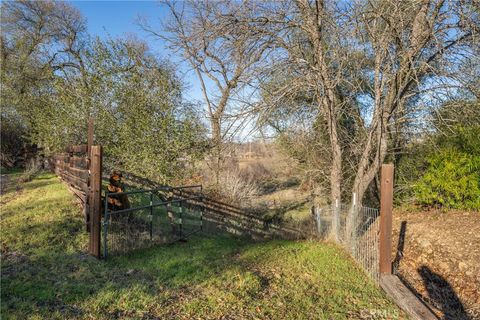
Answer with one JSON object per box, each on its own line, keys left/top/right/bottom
{"left": 85, "top": 118, "right": 94, "bottom": 232}
{"left": 87, "top": 118, "right": 94, "bottom": 156}
{"left": 89, "top": 145, "right": 102, "bottom": 258}
{"left": 379, "top": 163, "right": 394, "bottom": 274}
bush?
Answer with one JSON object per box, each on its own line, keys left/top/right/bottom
{"left": 218, "top": 168, "right": 260, "bottom": 206}
{"left": 414, "top": 149, "right": 480, "bottom": 210}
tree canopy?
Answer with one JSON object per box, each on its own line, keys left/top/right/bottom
{"left": 1, "top": 1, "right": 207, "bottom": 184}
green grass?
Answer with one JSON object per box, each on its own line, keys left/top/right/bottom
{"left": 1, "top": 167, "right": 24, "bottom": 175}
{"left": 1, "top": 173, "right": 404, "bottom": 319}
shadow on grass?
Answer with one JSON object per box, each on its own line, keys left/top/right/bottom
{"left": 1, "top": 215, "right": 256, "bottom": 319}
{"left": 0, "top": 194, "right": 80, "bottom": 221}
{"left": 23, "top": 179, "right": 57, "bottom": 191}
{"left": 109, "top": 234, "right": 253, "bottom": 286}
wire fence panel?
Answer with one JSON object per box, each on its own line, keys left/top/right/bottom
{"left": 102, "top": 186, "right": 203, "bottom": 258}
{"left": 315, "top": 203, "right": 380, "bottom": 281}
{"left": 103, "top": 183, "right": 380, "bottom": 282}
{"left": 102, "top": 183, "right": 319, "bottom": 258}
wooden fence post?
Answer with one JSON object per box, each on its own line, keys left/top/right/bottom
{"left": 87, "top": 118, "right": 94, "bottom": 155}
{"left": 379, "top": 163, "right": 394, "bottom": 274}
{"left": 85, "top": 118, "right": 94, "bottom": 232}
{"left": 89, "top": 145, "right": 102, "bottom": 258}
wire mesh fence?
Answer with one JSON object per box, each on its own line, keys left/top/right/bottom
{"left": 314, "top": 203, "right": 380, "bottom": 281}
{"left": 102, "top": 180, "right": 323, "bottom": 258}
{"left": 103, "top": 180, "right": 380, "bottom": 282}
{"left": 102, "top": 186, "right": 203, "bottom": 258}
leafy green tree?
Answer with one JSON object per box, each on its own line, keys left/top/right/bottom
{"left": 412, "top": 101, "right": 480, "bottom": 210}
{"left": 45, "top": 37, "right": 208, "bottom": 184}
{"left": 1, "top": 1, "right": 86, "bottom": 164}
{"left": 0, "top": 113, "right": 27, "bottom": 167}
{"left": 415, "top": 149, "right": 480, "bottom": 209}
{"left": 1, "top": 1, "right": 207, "bottom": 184}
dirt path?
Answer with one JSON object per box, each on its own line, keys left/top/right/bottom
{"left": 392, "top": 209, "right": 480, "bottom": 319}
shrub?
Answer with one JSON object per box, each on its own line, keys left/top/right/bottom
{"left": 414, "top": 148, "right": 480, "bottom": 210}
{"left": 218, "top": 168, "right": 260, "bottom": 206}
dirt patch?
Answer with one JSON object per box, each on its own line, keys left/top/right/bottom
{"left": 392, "top": 209, "right": 480, "bottom": 319}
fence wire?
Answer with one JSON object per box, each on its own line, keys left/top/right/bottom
{"left": 103, "top": 183, "right": 380, "bottom": 282}
{"left": 102, "top": 187, "right": 203, "bottom": 257}
{"left": 315, "top": 203, "right": 380, "bottom": 281}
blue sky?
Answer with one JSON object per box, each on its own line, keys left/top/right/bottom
{"left": 70, "top": 1, "right": 257, "bottom": 141}
{"left": 71, "top": 1, "right": 204, "bottom": 102}
{"left": 71, "top": 1, "right": 165, "bottom": 51}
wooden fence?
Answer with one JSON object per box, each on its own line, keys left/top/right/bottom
{"left": 52, "top": 145, "right": 89, "bottom": 208}
{"left": 51, "top": 144, "right": 102, "bottom": 258}
{"left": 50, "top": 119, "right": 103, "bottom": 258}
{"left": 169, "top": 186, "right": 317, "bottom": 240}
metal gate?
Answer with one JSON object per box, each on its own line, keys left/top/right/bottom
{"left": 102, "top": 185, "right": 204, "bottom": 258}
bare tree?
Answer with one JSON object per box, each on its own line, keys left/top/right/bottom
{"left": 141, "top": 0, "right": 477, "bottom": 205}
{"left": 258, "top": 0, "right": 477, "bottom": 205}
{"left": 141, "top": 0, "right": 274, "bottom": 186}
{"left": 349, "top": 0, "right": 476, "bottom": 203}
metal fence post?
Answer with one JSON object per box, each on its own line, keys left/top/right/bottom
{"left": 103, "top": 191, "right": 109, "bottom": 259}
{"left": 345, "top": 193, "right": 355, "bottom": 247}
{"left": 179, "top": 200, "right": 183, "bottom": 238}
{"left": 332, "top": 198, "right": 339, "bottom": 242}
{"left": 200, "top": 195, "right": 204, "bottom": 233}
{"left": 315, "top": 207, "right": 322, "bottom": 235}
{"left": 167, "top": 189, "right": 174, "bottom": 238}
{"left": 150, "top": 191, "right": 153, "bottom": 241}
{"left": 350, "top": 192, "right": 357, "bottom": 253}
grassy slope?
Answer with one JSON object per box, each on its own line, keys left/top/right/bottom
{"left": 1, "top": 173, "right": 403, "bottom": 319}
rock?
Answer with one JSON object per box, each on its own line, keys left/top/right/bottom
{"left": 439, "top": 262, "right": 450, "bottom": 271}
{"left": 419, "top": 239, "right": 431, "bottom": 249}
{"left": 458, "top": 262, "right": 468, "bottom": 271}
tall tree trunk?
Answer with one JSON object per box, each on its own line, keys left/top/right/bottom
{"left": 329, "top": 120, "right": 342, "bottom": 204}
{"left": 352, "top": 110, "right": 390, "bottom": 205}
{"left": 210, "top": 115, "right": 222, "bottom": 186}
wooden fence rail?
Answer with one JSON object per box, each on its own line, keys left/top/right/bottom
{"left": 50, "top": 118, "right": 102, "bottom": 258}
{"left": 51, "top": 144, "right": 102, "bottom": 258}
{"left": 51, "top": 147, "right": 90, "bottom": 222}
